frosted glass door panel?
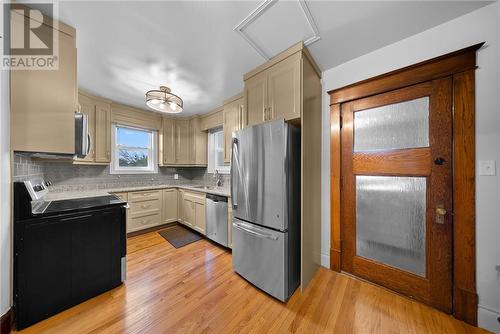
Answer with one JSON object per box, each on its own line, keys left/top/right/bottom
{"left": 354, "top": 97, "right": 429, "bottom": 152}
{"left": 356, "top": 176, "right": 426, "bottom": 276}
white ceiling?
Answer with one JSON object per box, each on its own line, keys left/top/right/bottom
{"left": 56, "top": 1, "right": 491, "bottom": 117}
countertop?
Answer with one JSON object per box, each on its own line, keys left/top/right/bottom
{"left": 44, "top": 184, "right": 231, "bottom": 201}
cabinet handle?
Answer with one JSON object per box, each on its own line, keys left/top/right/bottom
{"left": 263, "top": 107, "right": 267, "bottom": 121}
{"left": 268, "top": 106, "right": 272, "bottom": 120}
{"left": 140, "top": 219, "right": 150, "bottom": 225}
{"left": 141, "top": 204, "right": 151, "bottom": 209}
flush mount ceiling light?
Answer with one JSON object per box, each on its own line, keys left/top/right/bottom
{"left": 145, "top": 86, "right": 183, "bottom": 114}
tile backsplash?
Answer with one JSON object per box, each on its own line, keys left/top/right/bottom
{"left": 13, "top": 153, "right": 230, "bottom": 192}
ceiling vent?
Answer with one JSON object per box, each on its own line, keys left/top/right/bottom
{"left": 234, "top": 0, "right": 320, "bottom": 60}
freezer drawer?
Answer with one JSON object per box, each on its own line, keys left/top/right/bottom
{"left": 232, "top": 218, "right": 288, "bottom": 301}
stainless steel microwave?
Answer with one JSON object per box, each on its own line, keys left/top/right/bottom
{"left": 74, "top": 112, "right": 90, "bottom": 158}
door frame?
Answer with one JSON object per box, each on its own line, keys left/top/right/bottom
{"left": 328, "top": 43, "right": 484, "bottom": 326}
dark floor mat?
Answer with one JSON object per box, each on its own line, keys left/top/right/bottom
{"left": 158, "top": 225, "right": 203, "bottom": 248}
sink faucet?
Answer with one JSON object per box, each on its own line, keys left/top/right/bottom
{"left": 214, "top": 170, "right": 223, "bottom": 187}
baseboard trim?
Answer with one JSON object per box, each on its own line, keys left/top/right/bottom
{"left": 320, "top": 252, "right": 330, "bottom": 268}
{"left": 0, "top": 308, "right": 13, "bottom": 334}
{"left": 478, "top": 305, "right": 500, "bottom": 334}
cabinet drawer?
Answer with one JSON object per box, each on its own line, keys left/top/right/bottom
{"left": 129, "top": 190, "right": 161, "bottom": 203}
{"left": 128, "top": 213, "right": 161, "bottom": 231}
{"left": 129, "top": 199, "right": 160, "bottom": 218}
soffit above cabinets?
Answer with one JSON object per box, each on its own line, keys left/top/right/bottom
{"left": 234, "top": 0, "right": 320, "bottom": 60}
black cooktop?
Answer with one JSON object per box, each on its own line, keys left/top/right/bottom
{"left": 32, "top": 195, "right": 126, "bottom": 217}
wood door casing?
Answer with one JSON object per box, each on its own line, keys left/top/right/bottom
{"left": 341, "top": 79, "right": 453, "bottom": 312}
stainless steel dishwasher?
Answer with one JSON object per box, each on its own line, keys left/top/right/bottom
{"left": 206, "top": 193, "right": 228, "bottom": 247}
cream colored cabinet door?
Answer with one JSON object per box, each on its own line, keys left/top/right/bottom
{"left": 193, "top": 199, "right": 206, "bottom": 235}
{"left": 162, "top": 188, "right": 178, "bottom": 223}
{"left": 11, "top": 12, "right": 77, "bottom": 154}
{"left": 267, "top": 54, "right": 301, "bottom": 121}
{"left": 175, "top": 120, "right": 190, "bottom": 164}
{"left": 245, "top": 71, "right": 268, "bottom": 127}
{"left": 163, "top": 117, "right": 176, "bottom": 165}
{"left": 183, "top": 196, "right": 195, "bottom": 227}
{"left": 189, "top": 117, "right": 207, "bottom": 165}
{"left": 223, "top": 100, "right": 240, "bottom": 164}
{"left": 74, "top": 94, "right": 96, "bottom": 163}
{"left": 238, "top": 98, "right": 246, "bottom": 129}
{"left": 95, "top": 102, "right": 111, "bottom": 163}
{"left": 177, "top": 189, "right": 185, "bottom": 224}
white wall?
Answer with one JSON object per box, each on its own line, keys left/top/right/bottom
{"left": 0, "top": 68, "right": 11, "bottom": 317}
{"left": 320, "top": 2, "right": 500, "bottom": 333}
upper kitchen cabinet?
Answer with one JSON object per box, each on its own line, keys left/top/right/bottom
{"left": 11, "top": 10, "right": 77, "bottom": 154}
{"left": 175, "top": 119, "right": 190, "bottom": 165}
{"left": 94, "top": 101, "right": 112, "bottom": 163}
{"left": 245, "top": 71, "right": 267, "bottom": 126}
{"left": 223, "top": 93, "right": 245, "bottom": 164}
{"left": 243, "top": 42, "right": 321, "bottom": 126}
{"left": 200, "top": 106, "right": 223, "bottom": 131}
{"left": 189, "top": 117, "right": 207, "bottom": 166}
{"left": 162, "top": 116, "right": 207, "bottom": 166}
{"left": 162, "top": 117, "right": 176, "bottom": 165}
{"left": 74, "top": 91, "right": 112, "bottom": 165}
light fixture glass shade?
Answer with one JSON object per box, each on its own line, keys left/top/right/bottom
{"left": 145, "top": 86, "right": 183, "bottom": 113}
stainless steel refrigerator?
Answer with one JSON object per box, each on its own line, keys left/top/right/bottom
{"left": 230, "top": 118, "right": 300, "bottom": 301}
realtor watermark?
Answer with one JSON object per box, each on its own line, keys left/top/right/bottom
{"left": 1, "top": 2, "right": 59, "bottom": 70}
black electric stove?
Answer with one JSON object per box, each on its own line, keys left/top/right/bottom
{"left": 13, "top": 180, "right": 128, "bottom": 330}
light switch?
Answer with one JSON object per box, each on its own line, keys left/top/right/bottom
{"left": 479, "top": 160, "right": 496, "bottom": 176}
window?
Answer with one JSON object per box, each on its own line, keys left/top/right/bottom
{"left": 111, "top": 125, "right": 158, "bottom": 174}
{"left": 207, "top": 127, "right": 230, "bottom": 174}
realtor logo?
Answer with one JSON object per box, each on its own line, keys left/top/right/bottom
{"left": 1, "top": 2, "right": 59, "bottom": 70}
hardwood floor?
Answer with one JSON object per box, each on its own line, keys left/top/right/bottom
{"left": 15, "top": 229, "right": 489, "bottom": 334}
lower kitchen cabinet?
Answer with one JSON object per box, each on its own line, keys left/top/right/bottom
{"left": 127, "top": 190, "right": 162, "bottom": 233}
{"left": 181, "top": 191, "right": 206, "bottom": 235}
{"left": 162, "top": 188, "right": 178, "bottom": 224}
{"left": 113, "top": 188, "right": 215, "bottom": 236}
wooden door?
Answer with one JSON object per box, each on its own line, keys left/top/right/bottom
{"left": 94, "top": 102, "right": 111, "bottom": 163}
{"left": 245, "top": 71, "right": 267, "bottom": 126}
{"left": 341, "top": 78, "right": 453, "bottom": 312}
{"left": 75, "top": 94, "right": 95, "bottom": 163}
{"left": 223, "top": 100, "right": 240, "bottom": 164}
{"left": 163, "top": 189, "right": 178, "bottom": 224}
{"left": 163, "top": 117, "right": 176, "bottom": 165}
{"left": 175, "top": 120, "right": 190, "bottom": 164}
{"left": 267, "top": 54, "right": 301, "bottom": 121}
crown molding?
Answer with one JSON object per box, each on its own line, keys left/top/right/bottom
{"left": 234, "top": 0, "right": 320, "bottom": 60}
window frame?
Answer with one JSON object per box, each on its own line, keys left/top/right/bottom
{"left": 110, "top": 124, "right": 158, "bottom": 174}
{"left": 207, "top": 127, "right": 230, "bottom": 174}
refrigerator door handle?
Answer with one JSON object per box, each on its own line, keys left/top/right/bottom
{"left": 233, "top": 222, "right": 279, "bottom": 241}
{"left": 230, "top": 137, "right": 239, "bottom": 209}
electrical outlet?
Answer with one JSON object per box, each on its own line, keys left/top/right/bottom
{"left": 479, "top": 160, "right": 496, "bottom": 176}
{"left": 174, "top": 173, "right": 179, "bottom": 180}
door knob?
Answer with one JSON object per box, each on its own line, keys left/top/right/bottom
{"left": 435, "top": 205, "right": 447, "bottom": 224}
